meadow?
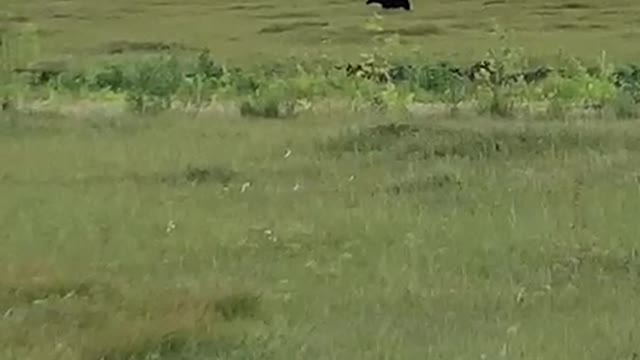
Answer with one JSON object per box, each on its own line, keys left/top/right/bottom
{"left": 3, "top": 0, "right": 640, "bottom": 63}
{"left": 2, "top": 0, "right": 640, "bottom": 359}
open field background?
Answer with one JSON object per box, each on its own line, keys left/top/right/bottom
{"left": 3, "top": 0, "right": 640, "bottom": 359}
{"left": 3, "top": 0, "right": 640, "bottom": 63}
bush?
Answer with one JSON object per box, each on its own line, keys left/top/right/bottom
{"left": 91, "top": 64, "right": 127, "bottom": 92}
{"left": 610, "top": 91, "right": 639, "bottom": 119}
{"left": 6, "top": 21, "right": 640, "bottom": 120}
{"left": 239, "top": 79, "right": 298, "bottom": 118}
{"left": 123, "top": 55, "right": 183, "bottom": 113}
{"left": 612, "top": 64, "right": 640, "bottom": 103}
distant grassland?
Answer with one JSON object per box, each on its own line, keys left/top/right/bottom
{"left": 3, "top": 0, "right": 640, "bottom": 64}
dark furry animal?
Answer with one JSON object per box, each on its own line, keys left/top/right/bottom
{"left": 366, "top": 0, "right": 411, "bottom": 11}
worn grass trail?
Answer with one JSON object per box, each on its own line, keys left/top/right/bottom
{"left": 1, "top": 111, "right": 640, "bottom": 358}
{"left": 3, "top": 0, "right": 640, "bottom": 63}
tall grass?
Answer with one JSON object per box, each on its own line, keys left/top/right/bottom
{"left": 2, "top": 111, "right": 640, "bottom": 359}
{"left": 1, "top": 23, "right": 41, "bottom": 110}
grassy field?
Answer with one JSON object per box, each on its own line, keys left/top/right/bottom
{"left": 3, "top": 0, "right": 640, "bottom": 63}
{"left": 3, "top": 0, "right": 640, "bottom": 359}
{"left": 2, "top": 110, "right": 640, "bottom": 359}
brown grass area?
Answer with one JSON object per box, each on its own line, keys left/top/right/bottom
{"left": 0, "top": 261, "right": 261, "bottom": 360}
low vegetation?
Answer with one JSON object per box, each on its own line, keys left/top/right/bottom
{"left": 3, "top": 3, "right": 640, "bottom": 359}
{"left": 3, "top": 109, "right": 640, "bottom": 359}
{"left": 1, "top": 18, "right": 640, "bottom": 120}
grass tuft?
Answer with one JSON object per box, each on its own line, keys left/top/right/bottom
{"left": 214, "top": 292, "right": 262, "bottom": 321}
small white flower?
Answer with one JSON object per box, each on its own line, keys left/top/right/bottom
{"left": 166, "top": 220, "right": 177, "bottom": 233}
{"left": 515, "top": 287, "right": 526, "bottom": 304}
{"left": 263, "top": 229, "right": 277, "bottom": 242}
{"left": 500, "top": 343, "right": 508, "bottom": 357}
{"left": 3, "top": 308, "right": 14, "bottom": 318}
{"left": 240, "top": 181, "right": 251, "bottom": 193}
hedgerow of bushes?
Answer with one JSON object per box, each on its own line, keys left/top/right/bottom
{"left": 3, "top": 23, "right": 640, "bottom": 118}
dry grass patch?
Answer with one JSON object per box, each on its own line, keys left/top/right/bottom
{"left": 259, "top": 21, "right": 330, "bottom": 34}
{"left": 0, "top": 262, "right": 263, "bottom": 360}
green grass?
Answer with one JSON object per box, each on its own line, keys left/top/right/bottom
{"left": 3, "top": 0, "right": 640, "bottom": 358}
{"left": 2, "top": 110, "right": 640, "bottom": 359}
{"left": 3, "top": 0, "right": 640, "bottom": 64}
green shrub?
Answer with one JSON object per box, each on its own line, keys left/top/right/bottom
{"left": 123, "top": 55, "right": 183, "bottom": 113}
{"left": 541, "top": 66, "right": 617, "bottom": 111}
{"left": 5, "top": 21, "right": 640, "bottom": 120}
{"left": 612, "top": 64, "right": 640, "bottom": 104}
{"left": 194, "top": 49, "right": 225, "bottom": 81}
{"left": 471, "top": 25, "right": 529, "bottom": 117}
{"left": 239, "top": 79, "right": 298, "bottom": 118}
{"left": 412, "top": 62, "right": 463, "bottom": 94}
{"left": 610, "top": 90, "right": 639, "bottom": 119}
{"left": 53, "top": 69, "right": 88, "bottom": 93}
{"left": 91, "top": 64, "right": 127, "bottom": 92}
